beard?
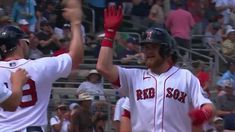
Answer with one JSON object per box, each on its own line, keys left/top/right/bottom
{"left": 145, "top": 56, "right": 165, "bottom": 70}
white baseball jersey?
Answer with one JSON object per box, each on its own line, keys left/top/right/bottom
{"left": 117, "top": 66, "right": 212, "bottom": 132}
{"left": 0, "top": 53, "right": 72, "bottom": 131}
{"left": 113, "top": 97, "right": 126, "bottom": 121}
{"left": 0, "top": 81, "right": 12, "bottom": 104}
{"left": 121, "top": 97, "right": 130, "bottom": 111}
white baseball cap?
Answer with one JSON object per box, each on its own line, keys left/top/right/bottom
{"left": 222, "top": 79, "right": 235, "bottom": 88}
{"left": 18, "top": 19, "right": 29, "bottom": 25}
{"left": 88, "top": 69, "right": 99, "bottom": 75}
{"left": 226, "top": 28, "right": 235, "bottom": 36}
{"left": 77, "top": 93, "right": 93, "bottom": 101}
{"left": 213, "top": 116, "right": 223, "bottom": 122}
{"left": 69, "top": 103, "right": 79, "bottom": 110}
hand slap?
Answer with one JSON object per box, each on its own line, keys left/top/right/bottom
{"left": 104, "top": 5, "right": 123, "bottom": 39}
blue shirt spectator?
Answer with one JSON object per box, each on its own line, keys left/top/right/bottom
{"left": 11, "top": 0, "right": 36, "bottom": 32}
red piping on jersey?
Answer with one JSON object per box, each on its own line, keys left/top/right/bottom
{"left": 112, "top": 76, "right": 121, "bottom": 87}
{"left": 0, "top": 60, "right": 31, "bottom": 69}
{"left": 147, "top": 72, "right": 158, "bottom": 131}
{"left": 161, "top": 68, "right": 180, "bottom": 132}
{"left": 122, "top": 109, "right": 131, "bottom": 119}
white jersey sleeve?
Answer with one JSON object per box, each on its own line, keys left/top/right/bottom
{"left": 117, "top": 66, "right": 143, "bottom": 96}
{"left": 121, "top": 97, "right": 130, "bottom": 111}
{"left": 113, "top": 97, "right": 126, "bottom": 121}
{"left": 187, "top": 71, "right": 212, "bottom": 108}
{"left": 34, "top": 53, "right": 72, "bottom": 81}
{"left": 0, "top": 83, "right": 12, "bottom": 104}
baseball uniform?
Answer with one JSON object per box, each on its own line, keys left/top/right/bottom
{"left": 0, "top": 81, "right": 12, "bottom": 104}
{"left": 117, "top": 66, "right": 212, "bottom": 132}
{"left": 113, "top": 97, "right": 126, "bottom": 121}
{"left": 0, "top": 53, "right": 72, "bottom": 131}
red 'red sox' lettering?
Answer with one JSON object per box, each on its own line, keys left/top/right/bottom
{"left": 166, "top": 88, "right": 187, "bottom": 103}
{"left": 136, "top": 88, "right": 155, "bottom": 100}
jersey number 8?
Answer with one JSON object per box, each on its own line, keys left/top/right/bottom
{"left": 5, "top": 79, "right": 38, "bottom": 108}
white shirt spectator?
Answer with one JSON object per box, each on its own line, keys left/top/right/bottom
{"left": 77, "top": 81, "right": 104, "bottom": 97}
{"left": 50, "top": 115, "right": 70, "bottom": 132}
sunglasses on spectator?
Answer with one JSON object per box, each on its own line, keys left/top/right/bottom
{"left": 57, "top": 106, "right": 68, "bottom": 111}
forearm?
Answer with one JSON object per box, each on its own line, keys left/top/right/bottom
{"left": 68, "top": 23, "right": 84, "bottom": 69}
{"left": 1, "top": 84, "right": 22, "bottom": 111}
{"left": 216, "top": 110, "right": 232, "bottom": 116}
{"left": 97, "top": 46, "right": 118, "bottom": 82}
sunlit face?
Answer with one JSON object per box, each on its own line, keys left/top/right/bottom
{"left": 88, "top": 74, "right": 101, "bottom": 83}
{"left": 142, "top": 43, "right": 165, "bottom": 70}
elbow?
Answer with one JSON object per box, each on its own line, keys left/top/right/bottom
{"left": 96, "top": 63, "right": 105, "bottom": 75}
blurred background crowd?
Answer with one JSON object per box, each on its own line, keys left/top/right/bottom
{"left": 1, "top": 0, "right": 235, "bottom": 131}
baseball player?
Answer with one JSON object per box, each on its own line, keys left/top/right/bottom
{"left": 96, "top": 6, "right": 215, "bottom": 131}
{"left": 0, "top": 68, "right": 28, "bottom": 111}
{"left": 0, "top": 0, "right": 83, "bottom": 131}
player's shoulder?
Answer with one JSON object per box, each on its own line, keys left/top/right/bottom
{"left": 176, "top": 67, "right": 195, "bottom": 77}
{"left": 34, "top": 53, "right": 71, "bottom": 63}
{"left": 118, "top": 66, "right": 147, "bottom": 73}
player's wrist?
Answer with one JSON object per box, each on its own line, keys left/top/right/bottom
{"left": 70, "top": 21, "right": 81, "bottom": 26}
{"left": 104, "top": 28, "right": 117, "bottom": 40}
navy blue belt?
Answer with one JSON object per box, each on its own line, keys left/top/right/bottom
{"left": 26, "top": 126, "right": 43, "bottom": 132}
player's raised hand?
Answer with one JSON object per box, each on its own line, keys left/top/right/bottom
{"left": 11, "top": 68, "right": 29, "bottom": 88}
{"left": 104, "top": 6, "right": 123, "bottom": 39}
{"left": 62, "top": 0, "right": 83, "bottom": 25}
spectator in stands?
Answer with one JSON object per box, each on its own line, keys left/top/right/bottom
{"left": 204, "top": 22, "right": 222, "bottom": 45}
{"left": 36, "top": 20, "right": 60, "bottom": 55}
{"left": 187, "top": 0, "right": 204, "bottom": 35}
{"left": 53, "top": 38, "right": 70, "bottom": 56}
{"left": 69, "top": 103, "right": 79, "bottom": 116}
{"left": 215, "top": 79, "right": 235, "bottom": 130}
{"left": 194, "top": 61, "right": 211, "bottom": 98}
{"left": 92, "top": 111, "right": 108, "bottom": 132}
{"left": 146, "top": 0, "right": 164, "bottom": 28}
{"left": 216, "top": 58, "right": 235, "bottom": 96}
{"left": 205, "top": 116, "right": 224, "bottom": 132}
{"left": 76, "top": 69, "right": 105, "bottom": 100}
{"left": 120, "top": 37, "right": 144, "bottom": 64}
{"left": 42, "top": 1, "right": 57, "bottom": 25}
{"left": 28, "top": 32, "right": 44, "bottom": 60}
{"left": 86, "top": 0, "right": 105, "bottom": 32}
{"left": 222, "top": 27, "right": 235, "bottom": 57}
{"left": 213, "top": 117, "right": 225, "bottom": 132}
{"left": 11, "top": 0, "right": 37, "bottom": 32}
{"left": 214, "top": 0, "right": 235, "bottom": 25}
{"left": 70, "top": 93, "right": 94, "bottom": 132}
{"left": 165, "top": 0, "right": 195, "bottom": 59}
{"left": 54, "top": 23, "right": 86, "bottom": 43}
{"left": 131, "top": 0, "right": 152, "bottom": 28}
{"left": 18, "top": 19, "right": 30, "bottom": 33}
{"left": 50, "top": 104, "right": 70, "bottom": 132}
{"left": 0, "top": 16, "right": 12, "bottom": 27}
